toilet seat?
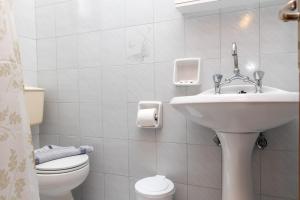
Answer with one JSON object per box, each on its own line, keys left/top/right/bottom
{"left": 36, "top": 154, "right": 89, "bottom": 174}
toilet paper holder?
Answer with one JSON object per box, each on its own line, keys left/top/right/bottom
{"left": 136, "top": 101, "right": 162, "bottom": 128}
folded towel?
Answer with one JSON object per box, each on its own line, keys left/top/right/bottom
{"left": 34, "top": 145, "right": 94, "bottom": 165}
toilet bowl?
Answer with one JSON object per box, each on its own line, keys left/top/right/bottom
{"left": 36, "top": 154, "right": 90, "bottom": 200}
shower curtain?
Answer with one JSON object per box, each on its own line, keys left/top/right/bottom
{"left": 0, "top": 0, "right": 40, "bottom": 199}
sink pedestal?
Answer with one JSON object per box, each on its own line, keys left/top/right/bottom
{"left": 217, "top": 132, "right": 259, "bottom": 200}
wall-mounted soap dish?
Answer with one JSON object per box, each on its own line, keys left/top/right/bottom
{"left": 173, "top": 58, "right": 201, "bottom": 86}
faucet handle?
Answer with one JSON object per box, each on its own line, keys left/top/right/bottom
{"left": 213, "top": 74, "right": 223, "bottom": 84}
{"left": 253, "top": 71, "right": 264, "bottom": 81}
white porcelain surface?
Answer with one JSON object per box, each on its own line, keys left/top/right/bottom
{"left": 38, "top": 163, "right": 89, "bottom": 200}
{"left": 171, "top": 85, "right": 299, "bottom": 133}
{"left": 171, "top": 84, "right": 298, "bottom": 200}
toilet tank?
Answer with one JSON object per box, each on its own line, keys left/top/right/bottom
{"left": 24, "top": 86, "right": 45, "bottom": 125}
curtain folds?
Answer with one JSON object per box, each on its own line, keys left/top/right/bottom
{"left": 0, "top": 0, "right": 40, "bottom": 199}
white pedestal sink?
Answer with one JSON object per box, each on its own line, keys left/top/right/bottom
{"left": 170, "top": 85, "right": 298, "bottom": 200}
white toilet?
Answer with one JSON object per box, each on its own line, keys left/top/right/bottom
{"left": 135, "top": 175, "right": 175, "bottom": 200}
{"left": 36, "top": 154, "right": 90, "bottom": 200}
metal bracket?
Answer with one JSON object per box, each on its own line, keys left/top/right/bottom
{"left": 212, "top": 133, "right": 268, "bottom": 150}
{"left": 213, "top": 135, "right": 221, "bottom": 147}
{"left": 256, "top": 133, "right": 268, "bottom": 150}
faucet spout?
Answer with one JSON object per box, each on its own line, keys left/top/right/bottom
{"left": 212, "top": 42, "right": 265, "bottom": 94}
{"left": 232, "top": 42, "right": 239, "bottom": 74}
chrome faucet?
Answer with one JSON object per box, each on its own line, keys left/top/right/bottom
{"left": 232, "top": 42, "right": 239, "bottom": 75}
{"left": 213, "top": 42, "right": 265, "bottom": 94}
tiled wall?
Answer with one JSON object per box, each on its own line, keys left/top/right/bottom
{"left": 35, "top": 0, "right": 299, "bottom": 200}
{"left": 14, "top": 0, "right": 40, "bottom": 147}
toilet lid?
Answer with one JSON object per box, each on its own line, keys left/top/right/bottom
{"left": 135, "top": 175, "right": 175, "bottom": 198}
{"left": 36, "top": 154, "right": 89, "bottom": 172}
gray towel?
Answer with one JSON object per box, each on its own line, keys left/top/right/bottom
{"left": 34, "top": 145, "right": 94, "bottom": 165}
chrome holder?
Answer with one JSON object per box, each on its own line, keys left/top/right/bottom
{"left": 279, "top": 0, "right": 300, "bottom": 22}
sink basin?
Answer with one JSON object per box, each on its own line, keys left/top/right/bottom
{"left": 170, "top": 85, "right": 298, "bottom": 133}
{"left": 170, "top": 85, "right": 299, "bottom": 200}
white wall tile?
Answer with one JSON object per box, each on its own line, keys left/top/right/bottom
{"left": 188, "top": 145, "right": 222, "bottom": 189}
{"left": 154, "top": 19, "right": 184, "bottom": 62}
{"left": 82, "top": 172, "right": 105, "bottom": 200}
{"left": 23, "top": 70, "right": 37, "bottom": 86}
{"left": 57, "top": 69, "right": 79, "bottom": 102}
{"left": 154, "top": 62, "right": 186, "bottom": 102}
{"left": 58, "top": 102, "right": 80, "bottom": 136}
{"left": 261, "top": 53, "right": 298, "bottom": 91}
{"left": 77, "top": 32, "right": 101, "bottom": 67}
{"left": 38, "top": 70, "right": 58, "bottom": 102}
{"left": 265, "top": 119, "right": 298, "bottom": 151}
{"left": 80, "top": 102, "right": 102, "bottom": 138}
{"left": 101, "top": 0, "right": 125, "bottom": 30}
{"left": 40, "top": 102, "right": 59, "bottom": 134}
{"left": 55, "top": 1, "right": 77, "bottom": 36}
{"left": 102, "top": 67, "right": 128, "bottom": 139}
{"left": 77, "top": 0, "right": 102, "bottom": 33}
{"left": 104, "top": 139, "right": 129, "bottom": 176}
{"left": 101, "top": 29, "right": 126, "bottom": 66}
{"left": 78, "top": 68, "right": 101, "bottom": 102}
{"left": 59, "top": 135, "right": 80, "bottom": 146}
{"left": 125, "top": 0, "right": 154, "bottom": 26}
{"left": 185, "top": 15, "right": 220, "bottom": 59}
{"left": 35, "top": 0, "right": 70, "bottom": 7}
{"left": 126, "top": 24, "right": 154, "bottom": 64}
{"left": 57, "top": 35, "right": 77, "bottom": 68}
{"left": 129, "top": 141, "right": 156, "bottom": 178}
{"left": 261, "top": 196, "right": 294, "bottom": 200}
{"left": 19, "top": 38, "right": 37, "bottom": 70}
{"left": 37, "top": 38, "right": 56, "bottom": 70}
{"left": 187, "top": 121, "right": 216, "bottom": 146}
{"left": 81, "top": 137, "right": 104, "bottom": 173}
{"left": 221, "top": 9, "right": 259, "bottom": 58}
{"left": 200, "top": 59, "right": 221, "bottom": 91}
{"left": 157, "top": 143, "right": 188, "bottom": 184}
{"left": 39, "top": 134, "right": 59, "bottom": 147}
{"left": 260, "top": 5, "right": 297, "bottom": 54}
{"left": 153, "top": 0, "right": 183, "bottom": 22}
{"left": 156, "top": 104, "right": 187, "bottom": 143}
{"left": 105, "top": 174, "right": 129, "bottom": 200}
{"left": 188, "top": 185, "right": 221, "bottom": 200}
{"left": 14, "top": 0, "right": 36, "bottom": 38}
{"left": 36, "top": 6, "right": 55, "bottom": 38}
{"left": 261, "top": 150, "right": 298, "bottom": 199}
{"left": 174, "top": 183, "right": 188, "bottom": 200}
{"left": 127, "top": 63, "right": 154, "bottom": 102}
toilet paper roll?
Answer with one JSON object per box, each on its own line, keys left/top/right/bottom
{"left": 137, "top": 108, "right": 157, "bottom": 127}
